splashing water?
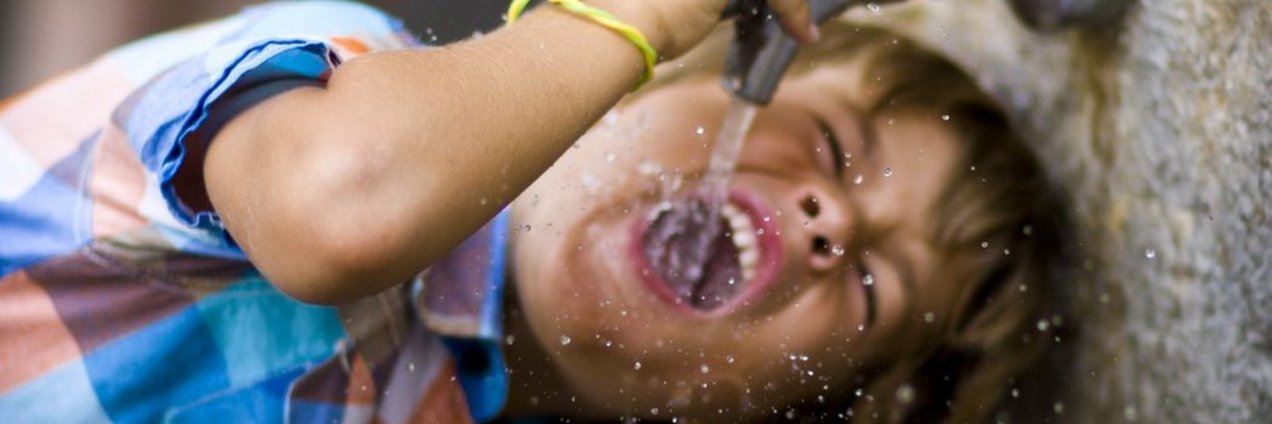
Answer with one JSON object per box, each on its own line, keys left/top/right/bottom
{"left": 642, "top": 98, "right": 759, "bottom": 301}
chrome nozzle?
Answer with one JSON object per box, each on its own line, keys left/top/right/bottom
{"left": 721, "top": 0, "right": 861, "bottom": 105}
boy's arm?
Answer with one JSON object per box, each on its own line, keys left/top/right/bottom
{"left": 205, "top": 1, "right": 818, "bottom": 304}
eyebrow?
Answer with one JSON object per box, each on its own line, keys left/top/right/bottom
{"left": 815, "top": 119, "right": 845, "bottom": 178}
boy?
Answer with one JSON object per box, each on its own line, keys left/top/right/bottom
{"left": 0, "top": 1, "right": 1067, "bottom": 423}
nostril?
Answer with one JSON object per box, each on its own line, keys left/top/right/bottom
{"left": 800, "top": 195, "right": 820, "bottom": 217}
{"left": 812, "top": 236, "right": 831, "bottom": 256}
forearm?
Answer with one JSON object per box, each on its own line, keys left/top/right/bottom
{"left": 208, "top": 4, "right": 668, "bottom": 303}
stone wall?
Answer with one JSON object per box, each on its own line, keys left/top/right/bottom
{"left": 852, "top": 0, "right": 1271, "bottom": 421}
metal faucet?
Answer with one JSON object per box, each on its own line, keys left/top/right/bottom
{"left": 721, "top": 0, "right": 886, "bottom": 105}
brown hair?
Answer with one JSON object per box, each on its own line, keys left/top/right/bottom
{"left": 649, "top": 23, "right": 1073, "bottom": 423}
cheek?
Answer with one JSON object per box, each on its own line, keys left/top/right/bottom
{"left": 715, "top": 289, "right": 859, "bottom": 399}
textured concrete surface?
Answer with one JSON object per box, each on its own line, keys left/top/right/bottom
{"left": 852, "top": 0, "right": 1271, "bottom": 421}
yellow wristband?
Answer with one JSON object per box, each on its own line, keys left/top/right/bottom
{"left": 506, "top": 0, "right": 658, "bottom": 89}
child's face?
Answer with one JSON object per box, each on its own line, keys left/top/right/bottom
{"left": 512, "top": 62, "right": 972, "bottom": 419}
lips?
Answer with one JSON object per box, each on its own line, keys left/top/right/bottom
{"left": 631, "top": 192, "right": 782, "bottom": 315}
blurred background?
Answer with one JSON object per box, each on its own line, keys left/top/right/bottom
{"left": 0, "top": 0, "right": 508, "bottom": 96}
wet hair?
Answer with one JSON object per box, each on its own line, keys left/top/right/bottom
{"left": 647, "top": 23, "right": 1073, "bottom": 423}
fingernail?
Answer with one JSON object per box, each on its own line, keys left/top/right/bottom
{"left": 807, "top": 23, "right": 821, "bottom": 42}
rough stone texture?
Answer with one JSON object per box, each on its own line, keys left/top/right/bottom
{"left": 849, "top": 0, "right": 1271, "bottom": 421}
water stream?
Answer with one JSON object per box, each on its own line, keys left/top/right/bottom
{"left": 647, "top": 98, "right": 759, "bottom": 293}
{"left": 699, "top": 97, "right": 760, "bottom": 210}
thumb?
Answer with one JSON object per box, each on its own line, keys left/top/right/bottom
{"left": 765, "top": 0, "right": 819, "bottom": 43}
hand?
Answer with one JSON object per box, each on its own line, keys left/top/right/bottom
{"left": 583, "top": 0, "right": 819, "bottom": 60}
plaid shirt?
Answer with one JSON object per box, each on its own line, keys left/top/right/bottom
{"left": 0, "top": 2, "right": 509, "bottom": 422}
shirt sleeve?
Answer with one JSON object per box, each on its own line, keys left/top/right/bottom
{"left": 110, "top": 1, "right": 419, "bottom": 257}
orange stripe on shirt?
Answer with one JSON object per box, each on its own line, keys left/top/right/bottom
{"left": 331, "top": 36, "right": 372, "bottom": 56}
{"left": 0, "top": 272, "right": 83, "bottom": 393}
{"left": 410, "top": 360, "right": 473, "bottom": 424}
{"left": 90, "top": 124, "right": 148, "bottom": 238}
{"left": 0, "top": 62, "right": 135, "bottom": 168}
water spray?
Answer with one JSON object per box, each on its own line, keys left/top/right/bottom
{"left": 641, "top": 0, "right": 896, "bottom": 310}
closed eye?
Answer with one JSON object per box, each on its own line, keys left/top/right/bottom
{"left": 859, "top": 264, "right": 877, "bottom": 328}
{"left": 815, "top": 118, "right": 845, "bottom": 179}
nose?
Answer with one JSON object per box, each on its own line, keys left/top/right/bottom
{"left": 793, "top": 186, "right": 855, "bottom": 274}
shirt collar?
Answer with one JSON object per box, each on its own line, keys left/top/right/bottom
{"left": 413, "top": 210, "right": 510, "bottom": 422}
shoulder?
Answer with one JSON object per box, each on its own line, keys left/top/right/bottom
{"left": 235, "top": 1, "right": 411, "bottom": 42}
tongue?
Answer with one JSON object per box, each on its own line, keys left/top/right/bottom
{"left": 694, "top": 237, "right": 742, "bottom": 309}
{"left": 642, "top": 199, "right": 744, "bottom": 310}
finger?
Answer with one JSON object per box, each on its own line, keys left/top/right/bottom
{"left": 766, "top": 0, "right": 818, "bottom": 43}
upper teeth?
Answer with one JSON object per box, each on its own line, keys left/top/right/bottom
{"left": 722, "top": 203, "right": 759, "bottom": 281}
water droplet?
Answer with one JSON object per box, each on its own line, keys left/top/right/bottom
{"left": 633, "top": 361, "right": 642, "bottom": 370}
{"left": 408, "top": 363, "right": 415, "bottom": 372}
{"left": 700, "top": 365, "right": 710, "bottom": 374}
{"left": 560, "top": 335, "right": 572, "bottom": 345}
{"left": 981, "top": 241, "right": 989, "bottom": 248}
{"left": 941, "top": 114, "right": 950, "bottom": 121}
{"left": 755, "top": 228, "right": 765, "bottom": 235}
{"left": 862, "top": 274, "right": 874, "bottom": 286}
{"left": 923, "top": 312, "right": 935, "bottom": 323}
{"left": 1011, "top": 388, "right": 1019, "bottom": 398}
{"left": 831, "top": 245, "right": 845, "bottom": 256}
{"left": 857, "top": 324, "right": 865, "bottom": 332}
{"left": 651, "top": 407, "right": 660, "bottom": 415}
{"left": 853, "top": 175, "right": 864, "bottom": 185}
{"left": 1022, "top": 225, "right": 1034, "bottom": 235}
{"left": 605, "top": 152, "right": 616, "bottom": 162}
{"left": 521, "top": 224, "right": 531, "bottom": 233}
{"left": 1145, "top": 249, "right": 1156, "bottom": 259}
{"left": 1004, "top": 248, "right": 1011, "bottom": 255}
{"left": 896, "top": 384, "right": 915, "bottom": 403}
{"left": 867, "top": 3, "right": 881, "bottom": 13}
{"left": 726, "top": 356, "right": 735, "bottom": 364}
{"left": 1037, "top": 319, "right": 1050, "bottom": 331}
{"left": 505, "top": 335, "right": 516, "bottom": 345}
{"left": 1054, "top": 402, "right": 1065, "bottom": 414}
{"left": 883, "top": 168, "right": 893, "bottom": 177}
{"left": 695, "top": 126, "right": 705, "bottom": 136}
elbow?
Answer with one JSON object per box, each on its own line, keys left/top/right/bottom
{"left": 252, "top": 157, "right": 423, "bottom": 305}
{"left": 262, "top": 216, "right": 413, "bottom": 305}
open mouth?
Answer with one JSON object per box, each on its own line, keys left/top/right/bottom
{"left": 633, "top": 194, "right": 777, "bottom": 313}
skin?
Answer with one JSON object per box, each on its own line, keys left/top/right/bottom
{"left": 199, "top": 0, "right": 820, "bottom": 304}
{"left": 506, "top": 63, "right": 974, "bottom": 421}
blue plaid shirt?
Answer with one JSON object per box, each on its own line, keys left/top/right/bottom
{"left": 0, "top": 2, "right": 508, "bottom": 422}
